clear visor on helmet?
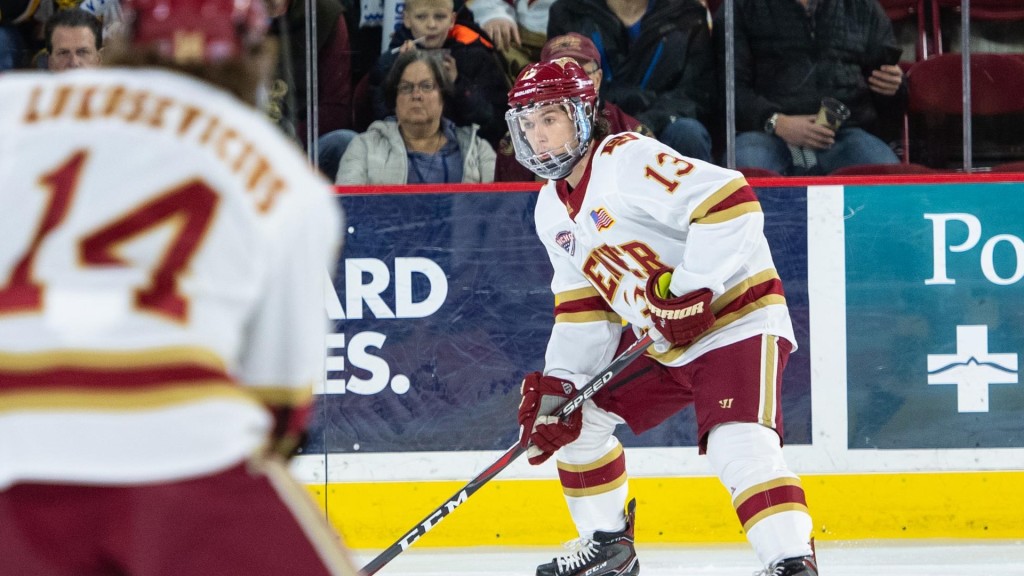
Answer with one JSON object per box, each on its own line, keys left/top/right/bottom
{"left": 504, "top": 97, "right": 593, "bottom": 180}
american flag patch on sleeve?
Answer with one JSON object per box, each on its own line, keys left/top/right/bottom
{"left": 590, "top": 208, "right": 615, "bottom": 231}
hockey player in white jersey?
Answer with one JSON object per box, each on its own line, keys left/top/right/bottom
{"left": 0, "top": 1, "right": 358, "bottom": 575}
{"left": 506, "top": 58, "right": 818, "bottom": 576}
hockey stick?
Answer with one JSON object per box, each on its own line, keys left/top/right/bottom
{"left": 359, "top": 333, "right": 654, "bottom": 575}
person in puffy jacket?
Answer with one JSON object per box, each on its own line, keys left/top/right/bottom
{"left": 338, "top": 50, "right": 495, "bottom": 184}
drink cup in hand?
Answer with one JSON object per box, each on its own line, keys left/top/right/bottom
{"left": 816, "top": 97, "right": 850, "bottom": 131}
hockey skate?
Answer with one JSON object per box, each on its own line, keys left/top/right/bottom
{"left": 756, "top": 554, "right": 818, "bottom": 576}
{"left": 536, "top": 499, "right": 639, "bottom": 576}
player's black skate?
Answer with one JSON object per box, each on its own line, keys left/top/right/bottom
{"left": 759, "top": 554, "right": 818, "bottom": 576}
{"left": 536, "top": 498, "right": 639, "bottom": 576}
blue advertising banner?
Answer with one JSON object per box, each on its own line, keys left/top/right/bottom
{"left": 305, "top": 187, "right": 812, "bottom": 455}
{"left": 844, "top": 182, "right": 1024, "bottom": 449}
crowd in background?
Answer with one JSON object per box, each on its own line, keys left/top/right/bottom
{"left": 3, "top": 0, "right": 1023, "bottom": 180}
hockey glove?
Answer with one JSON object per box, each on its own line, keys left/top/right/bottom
{"left": 517, "top": 371, "right": 583, "bottom": 465}
{"left": 645, "top": 268, "right": 715, "bottom": 348}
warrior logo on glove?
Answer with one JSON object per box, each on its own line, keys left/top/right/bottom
{"left": 644, "top": 268, "right": 715, "bottom": 348}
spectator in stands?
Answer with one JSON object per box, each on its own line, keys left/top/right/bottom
{"left": 367, "top": 0, "right": 508, "bottom": 148}
{"left": 78, "top": 0, "right": 125, "bottom": 45}
{"left": 0, "top": 7, "right": 27, "bottom": 70}
{"left": 44, "top": 8, "right": 102, "bottom": 71}
{"left": 0, "top": 25, "right": 23, "bottom": 70}
{"left": 337, "top": 50, "right": 495, "bottom": 184}
{"left": 269, "top": 0, "right": 353, "bottom": 142}
{"left": 495, "top": 32, "right": 653, "bottom": 182}
{"left": 321, "top": 0, "right": 506, "bottom": 179}
{"left": 547, "top": 0, "right": 715, "bottom": 162}
{"left": 719, "top": 0, "right": 905, "bottom": 175}
{"left": 466, "top": 0, "right": 556, "bottom": 84}
{"left": 1, "top": 0, "right": 45, "bottom": 70}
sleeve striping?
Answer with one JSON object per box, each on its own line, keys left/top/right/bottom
{"left": 555, "top": 310, "right": 622, "bottom": 324}
{"left": 690, "top": 177, "right": 752, "bottom": 221}
{"left": 555, "top": 293, "right": 615, "bottom": 315}
{"left": 695, "top": 200, "right": 763, "bottom": 225}
{"left": 554, "top": 285, "right": 603, "bottom": 306}
{"left": 247, "top": 384, "right": 314, "bottom": 407}
{"left": 713, "top": 270, "right": 785, "bottom": 317}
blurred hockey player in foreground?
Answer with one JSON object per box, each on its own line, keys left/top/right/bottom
{"left": 506, "top": 58, "right": 818, "bottom": 576}
{"left": 0, "top": 1, "right": 357, "bottom": 574}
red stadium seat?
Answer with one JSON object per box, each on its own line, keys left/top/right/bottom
{"left": 933, "top": 0, "right": 1024, "bottom": 62}
{"left": 989, "top": 161, "right": 1024, "bottom": 172}
{"left": 908, "top": 54, "right": 1024, "bottom": 116}
{"left": 878, "top": 0, "right": 941, "bottom": 61}
{"left": 904, "top": 53, "right": 1024, "bottom": 167}
{"left": 936, "top": 0, "right": 1024, "bottom": 21}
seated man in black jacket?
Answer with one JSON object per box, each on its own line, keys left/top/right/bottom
{"left": 548, "top": 0, "right": 714, "bottom": 162}
{"left": 718, "top": 0, "right": 905, "bottom": 175}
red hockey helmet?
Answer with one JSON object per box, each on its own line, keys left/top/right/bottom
{"left": 505, "top": 58, "right": 598, "bottom": 180}
{"left": 122, "top": 0, "right": 269, "bottom": 64}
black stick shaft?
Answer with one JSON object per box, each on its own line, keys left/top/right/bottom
{"left": 360, "top": 334, "right": 653, "bottom": 575}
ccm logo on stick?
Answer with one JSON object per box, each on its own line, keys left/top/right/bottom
{"left": 397, "top": 490, "right": 469, "bottom": 550}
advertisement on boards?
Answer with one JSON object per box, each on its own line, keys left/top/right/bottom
{"left": 844, "top": 182, "right": 1024, "bottom": 450}
{"left": 305, "top": 187, "right": 812, "bottom": 455}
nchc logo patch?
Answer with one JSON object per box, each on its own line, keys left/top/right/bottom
{"left": 555, "top": 230, "right": 575, "bottom": 255}
{"left": 590, "top": 208, "right": 615, "bottom": 231}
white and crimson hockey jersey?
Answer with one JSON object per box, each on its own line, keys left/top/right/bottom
{"left": 534, "top": 132, "right": 796, "bottom": 387}
{"left": 0, "top": 69, "right": 341, "bottom": 489}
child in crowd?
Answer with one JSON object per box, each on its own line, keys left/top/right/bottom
{"left": 466, "top": 0, "right": 556, "bottom": 84}
{"left": 367, "top": 0, "right": 509, "bottom": 148}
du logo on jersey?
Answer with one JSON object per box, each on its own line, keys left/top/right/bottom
{"left": 590, "top": 208, "right": 615, "bottom": 231}
{"left": 927, "top": 325, "right": 1018, "bottom": 413}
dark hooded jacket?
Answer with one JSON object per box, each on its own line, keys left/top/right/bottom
{"left": 717, "top": 0, "right": 907, "bottom": 133}
{"left": 547, "top": 0, "right": 714, "bottom": 135}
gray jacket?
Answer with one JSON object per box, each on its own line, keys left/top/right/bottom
{"left": 336, "top": 119, "right": 496, "bottom": 184}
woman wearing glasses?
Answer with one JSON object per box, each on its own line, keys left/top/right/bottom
{"left": 337, "top": 50, "right": 496, "bottom": 185}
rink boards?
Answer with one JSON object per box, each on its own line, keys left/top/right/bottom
{"left": 296, "top": 176, "right": 1024, "bottom": 547}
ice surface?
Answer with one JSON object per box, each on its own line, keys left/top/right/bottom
{"left": 353, "top": 540, "right": 1024, "bottom": 576}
